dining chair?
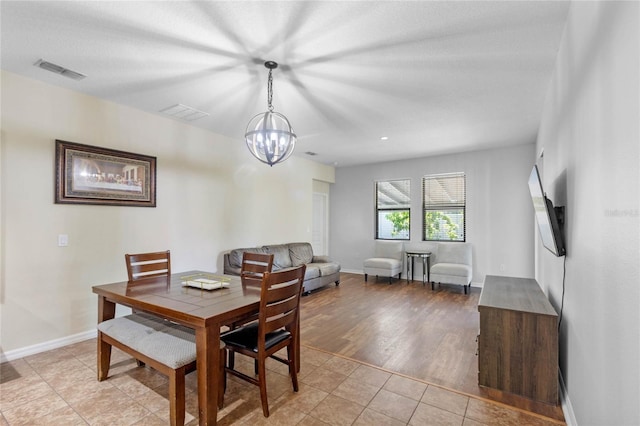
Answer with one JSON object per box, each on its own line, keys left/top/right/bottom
{"left": 231, "top": 252, "right": 275, "bottom": 330}
{"left": 221, "top": 264, "right": 306, "bottom": 417}
{"left": 240, "top": 251, "right": 274, "bottom": 284}
{"left": 125, "top": 250, "right": 171, "bottom": 281}
{"left": 124, "top": 250, "right": 172, "bottom": 349}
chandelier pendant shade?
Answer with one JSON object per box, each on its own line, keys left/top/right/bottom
{"left": 244, "top": 61, "right": 297, "bottom": 166}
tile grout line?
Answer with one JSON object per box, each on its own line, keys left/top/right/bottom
{"left": 19, "top": 352, "right": 91, "bottom": 425}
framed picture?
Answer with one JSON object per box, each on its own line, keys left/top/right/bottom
{"left": 55, "top": 140, "right": 157, "bottom": 207}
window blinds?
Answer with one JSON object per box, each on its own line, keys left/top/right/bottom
{"left": 422, "top": 173, "right": 466, "bottom": 241}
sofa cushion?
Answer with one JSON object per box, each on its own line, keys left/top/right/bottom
{"left": 264, "top": 244, "right": 292, "bottom": 269}
{"left": 289, "top": 242, "right": 314, "bottom": 266}
{"left": 228, "top": 247, "right": 269, "bottom": 269}
{"left": 374, "top": 241, "right": 404, "bottom": 260}
{"left": 303, "top": 265, "right": 321, "bottom": 280}
{"left": 311, "top": 262, "right": 340, "bottom": 277}
{"left": 436, "top": 243, "right": 471, "bottom": 265}
{"left": 430, "top": 263, "right": 471, "bottom": 278}
{"left": 363, "top": 258, "right": 402, "bottom": 269}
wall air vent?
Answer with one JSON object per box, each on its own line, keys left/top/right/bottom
{"left": 34, "top": 59, "right": 86, "bottom": 80}
{"left": 160, "top": 104, "right": 210, "bottom": 122}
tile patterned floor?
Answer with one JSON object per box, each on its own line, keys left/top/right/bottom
{"left": 0, "top": 339, "right": 564, "bottom": 425}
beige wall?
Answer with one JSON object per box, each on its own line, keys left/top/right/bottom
{"left": 0, "top": 71, "right": 334, "bottom": 355}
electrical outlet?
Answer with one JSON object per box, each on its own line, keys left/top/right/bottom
{"left": 58, "top": 234, "right": 68, "bottom": 247}
{"left": 499, "top": 264, "right": 506, "bottom": 272}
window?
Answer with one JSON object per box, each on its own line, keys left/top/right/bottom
{"left": 375, "top": 179, "right": 410, "bottom": 240}
{"left": 422, "top": 173, "right": 465, "bottom": 241}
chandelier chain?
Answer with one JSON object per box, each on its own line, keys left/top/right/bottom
{"left": 267, "top": 69, "right": 274, "bottom": 112}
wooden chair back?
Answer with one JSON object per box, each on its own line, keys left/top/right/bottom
{"left": 240, "top": 252, "right": 274, "bottom": 285}
{"left": 258, "top": 265, "right": 305, "bottom": 346}
{"left": 125, "top": 250, "right": 171, "bottom": 282}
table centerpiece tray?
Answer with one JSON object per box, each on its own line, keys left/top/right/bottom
{"left": 181, "top": 273, "right": 230, "bottom": 291}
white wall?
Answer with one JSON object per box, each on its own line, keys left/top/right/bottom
{"left": 0, "top": 71, "right": 334, "bottom": 354}
{"left": 330, "top": 143, "right": 536, "bottom": 284}
{"left": 535, "top": 2, "right": 639, "bottom": 424}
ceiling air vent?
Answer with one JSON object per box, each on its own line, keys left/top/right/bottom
{"left": 160, "top": 104, "right": 210, "bottom": 122}
{"left": 34, "top": 59, "right": 86, "bottom": 80}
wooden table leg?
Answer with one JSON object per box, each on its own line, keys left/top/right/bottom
{"left": 97, "top": 295, "right": 115, "bottom": 322}
{"left": 97, "top": 296, "right": 116, "bottom": 381}
{"left": 196, "top": 325, "right": 220, "bottom": 425}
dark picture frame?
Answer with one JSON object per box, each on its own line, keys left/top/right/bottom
{"left": 55, "top": 140, "right": 156, "bottom": 207}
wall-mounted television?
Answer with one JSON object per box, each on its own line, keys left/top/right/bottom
{"left": 528, "top": 165, "right": 566, "bottom": 257}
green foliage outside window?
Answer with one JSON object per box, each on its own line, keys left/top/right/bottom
{"left": 425, "top": 211, "right": 459, "bottom": 240}
{"left": 385, "top": 211, "right": 410, "bottom": 237}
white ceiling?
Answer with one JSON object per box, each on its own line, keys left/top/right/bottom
{"left": 0, "top": 1, "right": 571, "bottom": 167}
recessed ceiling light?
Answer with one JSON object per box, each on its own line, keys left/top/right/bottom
{"left": 380, "top": 136, "right": 389, "bottom": 141}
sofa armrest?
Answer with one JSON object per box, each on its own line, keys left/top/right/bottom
{"left": 312, "top": 255, "right": 332, "bottom": 263}
{"left": 223, "top": 253, "right": 241, "bottom": 276}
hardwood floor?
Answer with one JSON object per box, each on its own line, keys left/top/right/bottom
{"left": 300, "top": 272, "right": 565, "bottom": 422}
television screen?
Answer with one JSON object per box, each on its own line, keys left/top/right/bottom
{"left": 528, "top": 165, "right": 566, "bottom": 257}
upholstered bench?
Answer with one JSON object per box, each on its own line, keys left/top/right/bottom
{"left": 97, "top": 313, "right": 224, "bottom": 426}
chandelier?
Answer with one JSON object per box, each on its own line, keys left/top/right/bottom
{"left": 244, "top": 61, "right": 297, "bottom": 166}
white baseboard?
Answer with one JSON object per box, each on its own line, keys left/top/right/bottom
{"left": 340, "top": 268, "right": 364, "bottom": 274}
{"left": 340, "top": 269, "right": 483, "bottom": 288}
{"left": 1, "top": 329, "right": 97, "bottom": 364}
{"left": 559, "top": 372, "right": 577, "bottom": 425}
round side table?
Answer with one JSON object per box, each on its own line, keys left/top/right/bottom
{"left": 405, "top": 251, "right": 432, "bottom": 285}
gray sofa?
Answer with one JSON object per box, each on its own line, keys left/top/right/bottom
{"left": 223, "top": 242, "right": 341, "bottom": 293}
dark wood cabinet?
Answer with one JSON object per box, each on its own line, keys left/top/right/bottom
{"left": 478, "top": 275, "right": 558, "bottom": 404}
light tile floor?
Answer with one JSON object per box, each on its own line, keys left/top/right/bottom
{"left": 0, "top": 339, "right": 564, "bottom": 425}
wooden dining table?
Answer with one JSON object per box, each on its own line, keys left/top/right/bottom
{"left": 92, "top": 270, "right": 261, "bottom": 425}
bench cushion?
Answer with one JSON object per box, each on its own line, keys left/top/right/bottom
{"left": 363, "top": 258, "right": 402, "bottom": 269}
{"left": 136, "top": 323, "right": 197, "bottom": 369}
{"left": 430, "top": 263, "right": 472, "bottom": 286}
{"left": 97, "top": 313, "right": 167, "bottom": 346}
{"left": 98, "top": 314, "right": 197, "bottom": 369}
{"left": 363, "top": 257, "right": 403, "bottom": 278}
{"left": 430, "top": 263, "right": 471, "bottom": 278}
